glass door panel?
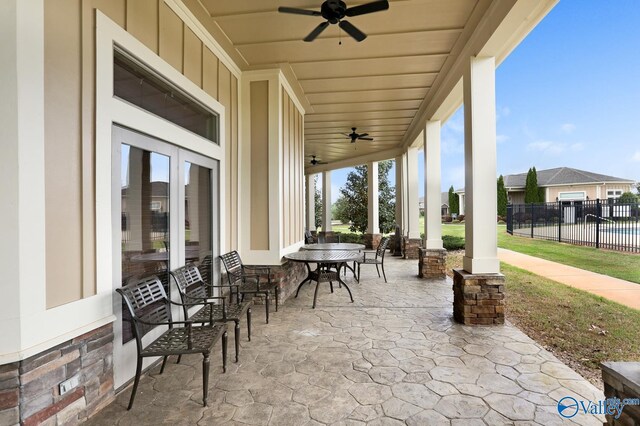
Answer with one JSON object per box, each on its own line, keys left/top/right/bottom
{"left": 120, "top": 144, "right": 170, "bottom": 342}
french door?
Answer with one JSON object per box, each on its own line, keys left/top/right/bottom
{"left": 111, "top": 125, "right": 219, "bottom": 389}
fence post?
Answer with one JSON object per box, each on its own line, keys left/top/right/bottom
{"left": 531, "top": 204, "right": 535, "bottom": 238}
{"left": 595, "top": 199, "right": 601, "bottom": 249}
{"left": 558, "top": 200, "right": 562, "bottom": 242}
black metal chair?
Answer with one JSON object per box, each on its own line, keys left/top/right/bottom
{"left": 171, "top": 264, "right": 251, "bottom": 363}
{"left": 219, "top": 251, "right": 279, "bottom": 323}
{"left": 304, "top": 229, "right": 317, "bottom": 244}
{"left": 356, "top": 237, "right": 390, "bottom": 283}
{"left": 116, "top": 276, "right": 227, "bottom": 409}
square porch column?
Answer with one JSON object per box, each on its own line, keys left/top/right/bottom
{"left": 319, "top": 170, "right": 334, "bottom": 241}
{"left": 403, "top": 147, "right": 421, "bottom": 259}
{"left": 419, "top": 121, "right": 446, "bottom": 279}
{"left": 454, "top": 56, "right": 504, "bottom": 325}
{"left": 394, "top": 153, "right": 407, "bottom": 256}
{"left": 305, "top": 173, "right": 316, "bottom": 232}
{"left": 364, "top": 161, "right": 380, "bottom": 249}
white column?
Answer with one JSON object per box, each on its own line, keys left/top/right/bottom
{"left": 394, "top": 155, "right": 404, "bottom": 232}
{"left": 322, "top": 171, "right": 332, "bottom": 232}
{"left": 305, "top": 174, "right": 316, "bottom": 231}
{"left": 367, "top": 161, "right": 379, "bottom": 234}
{"left": 406, "top": 147, "right": 420, "bottom": 239}
{"left": 424, "top": 121, "right": 443, "bottom": 249}
{"left": 459, "top": 193, "right": 465, "bottom": 215}
{"left": 463, "top": 56, "right": 499, "bottom": 274}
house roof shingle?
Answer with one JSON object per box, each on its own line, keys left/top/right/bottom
{"left": 504, "top": 167, "right": 633, "bottom": 189}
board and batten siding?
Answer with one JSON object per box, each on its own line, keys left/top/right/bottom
{"left": 43, "top": 0, "right": 239, "bottom": 308}
{"left": 281, "top": 89, "right": 305, "bottom": 249}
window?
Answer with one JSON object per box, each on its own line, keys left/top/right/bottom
{"left": 113, "top": 49, "right": 219, "bottom": 143}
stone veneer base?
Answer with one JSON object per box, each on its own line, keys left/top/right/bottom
{"left": 402, "top": 237, "right": 421, "bottom": 259}
{"left": 0, "top": 323, "right": 115, "bottom": 426}
{"left": 418, "top": 248, "right": 446, "bottom": 279}
{"left": 453, "top": 269, "right": 505, "bottom": 325}
{"left": 363, "top": 234, "right": 382, "bottom": 250}
{"left": 601, "top": 361, "right": 640, "bottom": 425}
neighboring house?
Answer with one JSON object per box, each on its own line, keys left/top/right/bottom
{"left": 419, "top": 192, "right": 450, "bottom": 216}
{"left": 456, "top": 167, "right": 634, "bottom": 214}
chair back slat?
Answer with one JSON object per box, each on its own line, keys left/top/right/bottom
{"left": 219, "top": 251, "right": 243, "bottom": 276}
{"left": 117, "top": 276, "right": 172, "bottom": 339}
{"left": 376, "top": 237, "right": 390, "bottom": 259}
{"left": 171, "top": 264, "right": 209, "bottom": 301}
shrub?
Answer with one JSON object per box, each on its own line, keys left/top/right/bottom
{"left": 443, "top": 235, "right": 465, "bottom": 251}
{"left": 442, "top": 215, "right": 453, "bottom": 223}
{"left": 457, "top": 214, "right": 465, "bottom": 221}
{"left": 338, "top": 233, "right": 365, "bottom": 244}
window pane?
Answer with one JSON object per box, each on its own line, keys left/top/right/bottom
{"left": 114, "top": 51, "right": 218, "bottom": 143}
{"left": 121, "top": 144, "right": 170, "bottom": 342}
{"left": 185, "top": 161, "right": 214, "bottom": 285}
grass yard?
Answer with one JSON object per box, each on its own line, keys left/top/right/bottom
{"left": 446, "top": 250, "right": 640, "bottom": 387}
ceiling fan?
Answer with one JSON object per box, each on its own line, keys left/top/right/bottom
{"left": 309, "top": 155, "right": 328, "bottom": 166}
{"left": 344, "top": 127, "right": 374, "bottom": 143}
{"left": 278, "top": 0, "right": 389, "bottom": 42}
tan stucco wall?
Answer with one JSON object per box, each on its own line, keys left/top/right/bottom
{"left": 44, "top": 0, "right": 239, "bottom": 308}
{"left": 546, "top": 183, "right": 632, "bottom": 202}
{"left": 250, "top": 81, "right": 270, "bottom": 250}
{"left": 282, "top": 89, "right": 305, "bottom": 248}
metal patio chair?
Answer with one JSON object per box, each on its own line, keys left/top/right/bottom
{"left": 219, "top": 250, "right": 279, "bottom": 323}
{"left": 116, "top": 276, "right": 227, "bottom": 409}
{"left": 356, "top": 236, "right": 390, "bottom": 283}
{"left": 171, "top": 264, "right": 252, "bottom": 363}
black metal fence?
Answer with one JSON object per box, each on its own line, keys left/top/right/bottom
{"left": 506, "top": 199, "right": 640, "bottom": 253}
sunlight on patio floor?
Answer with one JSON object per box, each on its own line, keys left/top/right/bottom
{"left": 86, "top": 256, "right": 605, "bottom": 425}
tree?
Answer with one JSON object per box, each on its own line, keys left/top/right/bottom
{"left": 636, "top": 182, "right": 640, "bottom": 195}
{"left": 339, "top": 160, "right": 396, "bottom": 234}
{"left": 314, "top": 175, "right": 322, "bottom": 230}
{"left": 524, "top": 167, "right": 541, "bottom": 203}
{"left": 448, "top": 186, "right": 459, "bottom": 215}
{"left": 332, "top": 196, "right": 350, "bottom": 224}
{"left": 497, "top": 175, "right": 508, "bottom": 216}
{"left": 618, "top": 191, "right": 639, "bottom": 204}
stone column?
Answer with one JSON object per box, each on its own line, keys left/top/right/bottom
{"left": 419, "top": 121, "right": 446, "bottom": 279}
{"left": 403, "top": 147, "right": 421, "bottom": 259}
{"left": 453, "top": 56, "right": 504, "bottom": 325}
{"left": 305, "top": 174, "right": 316, "bottom": 232}
{"left": 364, "top": 161, "right": 381, "bottom": 249}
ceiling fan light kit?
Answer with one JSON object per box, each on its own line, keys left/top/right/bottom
{"left": 278, "top": 0, "right": 389, "bottom": 42}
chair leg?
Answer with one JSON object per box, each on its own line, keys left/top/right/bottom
{"left": 265, "top": 293, "right": 270, "bottom": 324}
{"left": 127, "top": 357, "right": 143, "bottom": 410}
{"left": 234, "top": 320, "right": 240, "bottom": 363}
{"left": 329, "top": 281, "right": 334, "bottom": 293}
{"left": 376, "top": 264, "right": 381, "bottom": 277}
{"left": 357, "top": 263, "right": 361, "bottom": 281}
{"left": 247, "top": 307, "right": 252, "bottom": 342}
{"left": 312, "top": 280, "right": 321, "bottom": 309}
{"left": 275, "top": 288, "right": 279, "bottom": 312}
{"left": 202, "top": 351, "right": 210, "bottom": 407}
{"left": 382, "top": 262, "right": 387, "bottom": 283}
{"left": 176, "top": 355, "right": 182, "bottom": 364}
{"left": 222, "top": 331, "right": 228, "bottom": 373}
{"left": 160, "top": 355, "right": 169, "bottom": 373}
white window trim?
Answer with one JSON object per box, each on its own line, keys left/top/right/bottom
{"left": 557, "top": 191, "right": 586, "bottom": 201}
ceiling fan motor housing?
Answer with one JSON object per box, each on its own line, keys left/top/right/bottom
{"left": 322, "top": 1, "right": 348, "bottom": 23}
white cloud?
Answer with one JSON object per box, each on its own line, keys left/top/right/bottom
{"left": 570, "top": 143, "right": 584, "bottom": 152}
{"left": 526, "top": 140, "right": 566, "bottom": 155}
{"left": 632, "top": 151, "right": 640, "bottom": 162}
{"left": 444, "top": 115, "right": 464, "bottom": 134}
{"left": 561, "top": 123, "right": 576, "bottom": 134}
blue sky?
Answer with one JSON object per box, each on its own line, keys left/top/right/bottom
{"left": 323, "top": 0, "right": 640, "bottom": 202}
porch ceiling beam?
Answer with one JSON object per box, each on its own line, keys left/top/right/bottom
{"left": 304, "top": 147, "right": 403, "bottom": 175}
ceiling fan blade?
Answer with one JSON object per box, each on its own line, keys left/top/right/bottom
{"left": 304, "top": 21, "right": 330, "bottom": 42}
{"left": 278, "top": 6, "right": 322, "bottom": 16}
{"left": 345, "top": 0, "right": 389, "bottom": 17}
{"left": 359, "top": 137, "right": 374, "bottom": 141}
{"left": 339, "top": 20, "right": 366, "bottom": 42}
{"left": 358, "top": 133, "right": 369, "bottom": 138}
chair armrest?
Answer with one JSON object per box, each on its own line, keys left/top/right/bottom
{"left": 362, "top": 251, "right": 375, "bottom": 260}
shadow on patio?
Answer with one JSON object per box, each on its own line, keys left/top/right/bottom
{"left": 86, "top": 256, "right": 605, "bottom": 425}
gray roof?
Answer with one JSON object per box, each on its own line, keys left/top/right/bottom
{"left": 504, "top": 167, "right": 634, "bottom": 189}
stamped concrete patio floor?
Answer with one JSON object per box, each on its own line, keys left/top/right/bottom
{"left": 87, "top": 256, "right": 605, "bottom": 425}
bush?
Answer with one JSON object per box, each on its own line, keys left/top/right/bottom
{"left": 338, "top": 233, "right": 365, "bottom": 244}
{"left": 442, "top": 215, "right": 453, "bottom": 223}
{"left": 457, "top": 214, "right": 465, "bottom": 221}
{"left": 443, "top": 235, "right": 465, "bottom": 251}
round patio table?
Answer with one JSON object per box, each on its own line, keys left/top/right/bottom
{"left": 301, "top": 243, "right": 365, "bottom": 251}
{"left": 284, "top": 250, "right": 361, "bottom": 308}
